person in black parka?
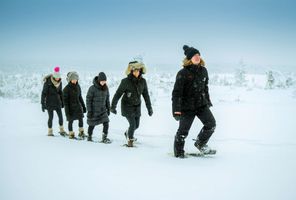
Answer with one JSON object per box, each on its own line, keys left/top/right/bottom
{"left": 41, "top": 66, "right": 67, "bottom": 136}
{"left": 63, "top": 71, "right": 86, "bottom": 139}
{"left": 111, "top": 61, "right": 153, "bottom": 147}
{"left": 172, "top": 45, "right": 216, "bottom": 158}
{"left": 86, "top": 72, "right": 111, "bottom": 143}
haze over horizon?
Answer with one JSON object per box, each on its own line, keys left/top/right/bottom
{"left": 1, "top": 0, "right": 295, "bottom": 71}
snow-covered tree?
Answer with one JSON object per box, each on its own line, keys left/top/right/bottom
{"left": 265, "top": 70, "right": 275, "bottom": 89}
{"left": 234, "top": 59, "right": 247, "bottom": 87}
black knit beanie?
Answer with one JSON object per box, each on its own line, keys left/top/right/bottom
{"left": 183, "top": 45, "right": 200, "bottom": 60}
{"left": 98, "top": 72, "right": 107, "bottom": 81}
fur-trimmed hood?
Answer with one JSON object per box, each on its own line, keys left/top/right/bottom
{"left": 182, "top": 58, "right": 206, "bottom": 67}
{"left": 43, "top": 74, "right": 61, "bottom": 88}
{"left": 125, "top": 61, "right": 147, "bottom": 75}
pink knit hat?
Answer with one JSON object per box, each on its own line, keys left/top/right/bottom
{"left": 53, "top": 66, "right": 61, "bottom": 79}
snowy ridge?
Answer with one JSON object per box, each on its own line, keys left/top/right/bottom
{"left": 0, "top": 69, "right": 295, "bottom": 103}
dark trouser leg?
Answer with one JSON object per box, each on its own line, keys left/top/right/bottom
{"left": 174, "top": 113, "right": 195, "bottom": 157}
{"left": 55, "top": 108, "right": 63, "bottom": 126}
{"left": 88, "top": 125, "right": 95, "bottom": 136}
{"left": 68, "top": 120, "right": 74, "bottom": 132}
{"left": 135, "top": 117, "right": 140, "bottom": 130}
{"left": 196, "top": 106, "right": 216, "bottom": 147}
{"left": 126, "top": 116, "right": 137, "bottom": 139}
{"left": 103, "top": 122, "right": 109, "bottom": 134}
{"left": 78, "top": 118, "right": 83, "bottom": 128}
{"left": 47, "top": 110, "right": 54, "bottom": 128}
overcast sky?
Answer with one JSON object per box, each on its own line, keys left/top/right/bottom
{"left": 0, "top": 0, "right": 295, "bottom": 69}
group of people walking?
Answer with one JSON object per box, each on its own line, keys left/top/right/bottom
{"left": 41, "top": 45, "right": 216, "bottom": 157}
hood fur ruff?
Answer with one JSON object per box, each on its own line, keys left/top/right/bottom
{"left": 182, "top": 58, "right": 205, "bottom": 67}
{"left": 125, "top": 62, "right": 147, "bottom": 75}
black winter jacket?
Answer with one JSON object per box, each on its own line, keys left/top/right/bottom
{"left": 111, "top": 74, "right": 152, "bottom": 117}
{"left": 41, "top": 76, "right": 63, "bottom": 110}
{"left": 86, "top": 76, "right": 110, "bottom": 126}
{"left": 63, "top": 82, "right": 86, "bottom": 121}
{"left": 172, "top": 64, "right": 212, "bottom": 114}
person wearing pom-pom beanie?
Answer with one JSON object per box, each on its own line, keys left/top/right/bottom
{"left": 41, "top": 66, "right": 67, "bottom": 136}
{"left": 172, "top": 45, "right": 216, "bottom": 158}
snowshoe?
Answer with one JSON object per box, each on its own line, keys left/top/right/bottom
{"left": 59, "top": 131, "right": 68, "bottom": 137}
{"left": 100, "top": 138, "right": 112, "bottom": 144}
{"left": 78, "top": 131, "right": 86, "bottom": 140}
{"left": 195, "top": 144, "right": 216, "bottom": 155}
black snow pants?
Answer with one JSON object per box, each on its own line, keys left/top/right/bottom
{"left": 125, "top": 116, "right": 140, "bottom": 140}
{"left": 175, "top": 106, "right": 216, "bottom": 154}
{"left": 88, "top": 122, "right": 109, "bottom": 136}
{"left": 47, "top": 108, "right": 63, "bottom": 128}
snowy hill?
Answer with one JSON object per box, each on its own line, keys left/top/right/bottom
{"left": 0, "top": 68, "right": 296, "bottom": 200}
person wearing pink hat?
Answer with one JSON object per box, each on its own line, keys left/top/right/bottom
{"left": 41, "top": 66, "right": 67, "bottom": 136}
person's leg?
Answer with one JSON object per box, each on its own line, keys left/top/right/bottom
{"left": 195, "top": 106, "right": 216, "bottom": 148}
{"left": 87, "top": 125, "right": 95, "bottom": 141}
{"left": 47, "top": 110, "right": 54, "bottom": 136}
{"left": 135, "top": 116, "right": 140, "bottom": 130}
{"left": 78, "top": 118, "right": 85, "bottom": 138}
{"left": 102, "top": 122, "right": 111, "bottom": 143}
{"left": 55, "top": 108, "right": 66, "bottom": 134}
{"left": 103, "top": 122, "right": 109, "bottom": 135}
{"left": 68, "top": 120, "right": 75, "bottom": 139}
{"left": 174, "top": 113, "right": 195, "bottom": 157}
{"left": 126, "top": 116, "right": 137, "bottom": 140}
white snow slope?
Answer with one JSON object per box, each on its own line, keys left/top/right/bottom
{"left": 0, "top": 71, "right": 296, "bottom": 200}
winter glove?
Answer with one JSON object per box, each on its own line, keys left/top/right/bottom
{"left": 87, "top": 111, "right": 93, "bottom": 118}
{"left": 148, "top": 108, "right": 153, "bottom": 116}
{"left": 42, "top": 104, "right": 46, "bottom": 112}
{"left": 61, "top": 102, "right": 64, "bottom": 108}
{"left": 110, "top": 107, "right": 117, "bottom": 115}
{"left": 107, "top": 109, "right": 110, "bottom": 116}
{"left": 173, "top": 113, "right": 181, "bottom": 121}
{"left": 83, "top": 106, "right": 87, "bottom": 113}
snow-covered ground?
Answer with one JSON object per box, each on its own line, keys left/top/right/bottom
{"left": 0, "top": 69, "right": 296, "bottom": 200}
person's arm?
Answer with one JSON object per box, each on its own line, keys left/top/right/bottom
{"left": 110, "top": 80, "right": 126, "bottom": 113}
{"left": 86, "top": 86, "right": 94, "bottom": 113}
{"left": 79, "top": 85, "right": 86, "bottom": 113}
{"left": 204, "top": 69, "right": 213, "bottom": 107}
{"left": 172, "top": 71, "right": 185, "bottom": 115}
{"left": 142, "top": 79, "right": 153, "bottom": 116}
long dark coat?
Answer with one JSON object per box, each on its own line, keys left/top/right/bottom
{"left": 86, "top": 76, "right": 110, "bottom": 126}
{"left": 111, "top": 74, "right": 152, "bottom": 117}
{"left": 172, "top": 64, "right": 212, "bottom": 114}
{"left": 41, "top": 75, "right": 63, "bottom": 110}
{"left": 63, "top": 82, "right": 86, "bottom": 121}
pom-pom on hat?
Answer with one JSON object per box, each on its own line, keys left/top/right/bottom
{"left": 52, "top": 66, "right": 61, "bottom": 79}
{"left": 183, "top": 45, "right": 200, "bottom": 60}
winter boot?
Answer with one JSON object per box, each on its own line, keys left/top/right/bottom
{"left": 87, "top": 134, "right": 93, "bottom": 142}
{"left": 78, "top": 127, "right": 86, "bottom": 139}
{"left": 59, "top": 126, "right": 67, "bottom": 136}
{"left": 194, "top": 138, "right": 216, "bottom": 155}
{"left": 174, "top": 135, "right": 185, "bottom": 158}
{"left": 69, "top": 131, "right": 75, "bottom": 139}
{"left": 124, "top": 131, "right": 137, "bottom": 142}
{"left": 101, "top": 133, "right": 111, "bottom": 144}
{"left": 127, "top": 138, "right": 134, "bottom": 147}
{"left": 48, "top": 128, "right": 54, "bottom": 136}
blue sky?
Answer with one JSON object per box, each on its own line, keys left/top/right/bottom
{"left": 0, "top": 0, "right": 295, "bottom": 69}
